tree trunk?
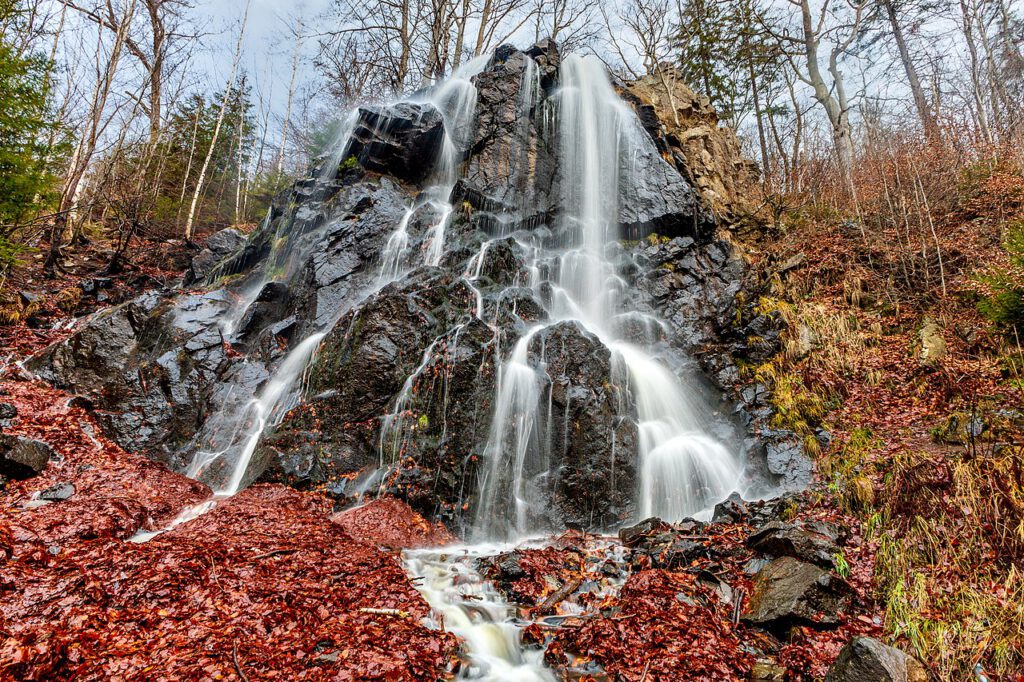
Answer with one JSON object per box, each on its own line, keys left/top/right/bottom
{"left": 277, "top": 21, "right": 302, "bottom": 175}
{"left": 184, "top": 0, "right": 248, "bottom": 242}
{"left": 884, "top": 0, "right": 937, "bottom": 139}
{"left": 45, "top": 0, "right": 136, "bottom": 276}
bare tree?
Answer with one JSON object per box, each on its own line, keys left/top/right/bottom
{"left": 765, "top": 0, "right": 869, "bottom": 196}
{"left": 59, "top": 0, "right": 199, "bottom": 147}
{"left": 878, "top": 0, "right": 938, "bottom": 138}
{"left": 277, "top": 15, "right": 303, "bottom": 175}
{"left": 532, "top": 0, "right": 601, "bottom": 52}
{"left": 46, "top": 0, "right": 137, "bottom": 276}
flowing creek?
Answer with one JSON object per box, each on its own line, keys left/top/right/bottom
{"left": 133, "top": 48, "right": 745, "bottom": 678}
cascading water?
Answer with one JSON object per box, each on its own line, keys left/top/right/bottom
{"left": 473, "top": 54, "right": 743, "bottom": 539}
{"left": 405, "top": 544, "right": 556, "bottom": 682}
{"left": 376, "top": 55, "right": 490, "bottom": 286}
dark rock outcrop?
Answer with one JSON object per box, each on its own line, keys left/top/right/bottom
{"left": 743, "top": 556, "right": 852, "bottom": 632}
{"left": 461, "top": 45, "right": 559, "bottom": 223}
{"left": 348, "top": 103, "right": 446, "bottom": 184}
{"left": 186, "top": 228, "right": 247, "bottom": 284}
{"left": 531, "top": 321, "right": 638, "bottom": 529}
{"left": 27, "top": 39, "right": 792, "bottom": 534}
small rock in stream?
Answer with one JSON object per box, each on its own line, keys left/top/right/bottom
{"left": 40, "top": 482, "right": 76, "bottom": 502}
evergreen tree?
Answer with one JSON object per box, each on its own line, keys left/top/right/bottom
{"left": 0, "top": 1, "right": 58, "bottom": 233}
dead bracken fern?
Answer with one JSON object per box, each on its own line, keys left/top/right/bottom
{"left": 871, "top": 447, "right": 1024, "bottom": 679}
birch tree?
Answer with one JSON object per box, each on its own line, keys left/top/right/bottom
{"left": 766, "top": 0, "right": 869, "bottom": 196}
{"left": 45, "top": 0, "right": 136, "bottom": 276}
{"left": 183, "top": 0, "right": 248, "bottom": 242}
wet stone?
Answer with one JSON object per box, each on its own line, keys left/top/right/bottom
{"left": 743, "top": 556, "right": 852, "bottom": 633}
{"left": 39, "top": 482, "right": 76, "bottom": 502}
{"left": 824, "top": 637, "right": 928, "bottom": 682}
{"left": 0, "top": 435, "right": 55, "bottom": 480}
{"left": 747, "top": 521, "right": 840, "bottom": 568}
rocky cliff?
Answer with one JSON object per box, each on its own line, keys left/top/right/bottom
{"left": 28, "top": 40, "right": 807, "bottom": 538}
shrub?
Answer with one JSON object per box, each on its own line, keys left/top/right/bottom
{"left": 974, "top": 218, "right": 1024, "bottom": 333}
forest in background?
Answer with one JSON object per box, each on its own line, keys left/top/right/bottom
{"left": 1, "top": 0, "right": 1024, "bottom": 678}
{"left": 0, "top": 0, "right": 1021, "bottom": 280}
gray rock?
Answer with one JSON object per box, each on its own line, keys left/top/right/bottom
{"left": 618, "top": 517, "right": 667, "bottom": 547}
{"left": 824, "top": 637, "right": 928, "bottom": 682}
{"left": 0, "top": 402, "right": 16, "bottom": 427}
{"left": 18, "top": 291, "right": 42, "bottom": 307}
{"left": 187, "top": 228, "right": 247, "bottom": 283}
{"left": 763, "top": 430, "right": 814, "bottom": 490}
{"left": 747, "top": 521, "right": 839, "bottom": 568}
{"left": 713, "top": 491, "right": 748, "bottom": 523}
{"left": 0, "top": 435, "right": 55, "bottom": 479}
{"left": 744, "top": 556, "right": 851, "bottom": 631}
{"left": 40, "top": 482, "right": 75, "bottom": 502}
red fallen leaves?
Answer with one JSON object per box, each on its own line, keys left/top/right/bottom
{"left": 0, "top": 376, "right": 457, "bottom": 681}
{"left": 332, "top": 497, "right": 455, "bottom": 549}
{"left": 546, "top": 570, "right": 753, "bottom": 681}
{"left": 1, "top": 485, "right": 458, "bottom": 681}
{"left": 0, "top": 377, "right": 210, "bottom": 538}
{"left": 480, "top": 544, "right": 587, "bottom": 606}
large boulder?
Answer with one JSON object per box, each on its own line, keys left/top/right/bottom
{"left": 747, "top": 520, "right": 841, "bottom": 568}
{"left": 824, "top": 638, "right": 928, "bottom": 682}
{"left": 743, "top": 556, "right": 852, "bottom": 633}
{"left": 347, "top": 103, "right": 446, "bottom": 184}
{"left": 533, "top": 321, "right": 638, "bottom": 530}
{"left": 29, "top": 290, "right": 239, "bottom": 465}
{"left": 0, "top": 435, "right": 55, "bottom": 479}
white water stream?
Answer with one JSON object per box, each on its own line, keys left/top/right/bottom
{"left": 405, "top": 544, "right": 557, "bottom": 682}
{"left": 472, "top": 54, "right": 743, "bottom": 539}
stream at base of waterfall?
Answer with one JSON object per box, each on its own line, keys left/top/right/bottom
{"left": 142, "top": 48, "right": 745, "bottom": 681}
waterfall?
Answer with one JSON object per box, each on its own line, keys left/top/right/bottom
{"left": 473, "top": 54, "right": 742, "bottom": 539}
{"left": 183, "top": 110, "right": 362, "bottom": 492}
{"left": 129, "top": 45, "right": 746, "bottom": 681}
{"left": 377, "top": 55, "right": 490, "bottom": 285}
{"left": 187, "top": 332, "right": 326, "bottom": 495}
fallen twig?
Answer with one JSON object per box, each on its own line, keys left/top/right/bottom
{"left": 358, "top": 607, "right": 411, "bottom": 618}
{"left": 233, "top": 641, "right": 250, "bottom": 682}
{"left": 536, "top": 577, "right": 583, "bottom": 615}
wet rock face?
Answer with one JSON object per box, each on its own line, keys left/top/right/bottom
{"left": 531, "top": 321, "right": 638, "bottom": 529}
{"left": 30, "top": 175, "right": 413, "bottom": 472}
{"left": 29, "top": 290, "right": 237, "bottom": 463}
{"left": 257, "top": 270, "right": 500, "bottom": 525}
{"left": 632, "top": 234, "right": 815, "bottom": 495}
{"left": 349, "top": 103, "right": 445, "bottom": 184}
{"left": 616, "top": 131, "right": 715, "bottom": 243}
{"left": 461, "top": 46, "right": 559, "bottom": 223}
